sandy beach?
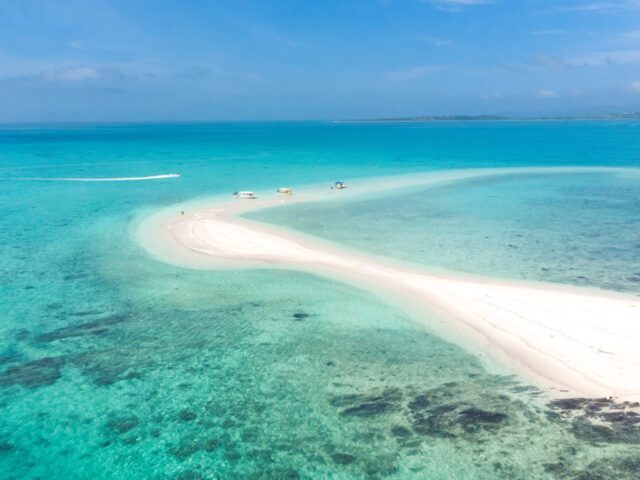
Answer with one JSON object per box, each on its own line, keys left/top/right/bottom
{"left": 137, "top": 167, "right": 640, "bottom": 402}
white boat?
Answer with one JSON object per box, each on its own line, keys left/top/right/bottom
{"left": 277, "top": 187, "right": 293, "bottom": 195}
{"left": 334, "top": 181, "right": 347, "bottom": 189}
{"left": 233, "top": 191, "right": 257, "bottom": 199}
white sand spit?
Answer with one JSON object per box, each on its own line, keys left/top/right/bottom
{"left": 136, "top": 167, "right": 640, "bottom": 401}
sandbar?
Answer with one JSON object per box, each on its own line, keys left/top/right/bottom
{"left": 136, "top": 167, "right": 640, "bottom": 402}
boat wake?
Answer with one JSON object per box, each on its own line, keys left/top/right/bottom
{"left": 1, "top": 173, "right": 181, "bottom": 182}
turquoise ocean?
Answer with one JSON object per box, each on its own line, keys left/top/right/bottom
{"left": 1, "top": 121, "right": 639, "bottom": 479}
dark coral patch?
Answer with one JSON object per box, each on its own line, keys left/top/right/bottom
{"left": 35, "top": 314, "right": 128, "bottom": 343}
{"left": 407, "top": 384, "right": 511, "bottom": 439}
{"left": 224, "top": 448, "right": 242, "bottom": 461}
{"left": 0, "top": 442, "right": 13, "bottom": 453}
{"left": 169, "top": 438, "right": 201, "bottom": 460}
{"left": 342, "top": 400, "right": 396, "bottom": 417}
{"left": 0, "top": 353, "right": 18, "bottom": 365}
{"left": 332, "top": 453, "right": 356, "bottom": 465}
{"left": 455, "top": 408, "right": 508, "bottom": 434}
{"left": 544, "top": 455, "right": 640, "bottom": 480}
{"left": 247, "top": 469, "right": 300, "bottom": 479}
{"left": 175, "top": 471, "right": 206, "bottom": 480}
{"left": 178, "top": 410, "right": 197, "bottom": 422}
{"left": 72, "top": 350, "right": 144, "bottom": 386}
{"left": 122, "top": 436, "right": 138, "bottom": 445}
{"left": 203, "top": 439, "right": 220, "bottom": 452}
{"left": 0, "top": 356, "right": 66, "bottom": 388}
{"left": 331, "top": 388, "right": 402, "bottom": 418}
{"left": 105, "top": 416, "right": 140, "bottom": 434}
{"left": 390, "top": 425, "right": 412, "bottom": 438}
{"left": 570, "top": 414, "right": 640, "bottom": 445}
{"left": 547, "top": 397, "right": 640, "bottom": 445}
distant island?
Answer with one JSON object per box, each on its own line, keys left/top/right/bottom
{"left": 338, "top": 113, "right": 640, "bottom": 123}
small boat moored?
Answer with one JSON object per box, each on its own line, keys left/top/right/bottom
{"left": 334, "top": 181, "right": 347, "bottom": 190}
{"left": 233, "top": 191, "right": 257, "bottom": 199}
{"left": 277, "top": 187, "right": 293, "bottom": 195}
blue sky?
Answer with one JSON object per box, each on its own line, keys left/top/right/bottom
{"left": 1, "top": 0, "right": 640, "bottom": 121}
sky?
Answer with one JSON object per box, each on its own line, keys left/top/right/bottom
{"left": 1, "top": 0, "right": 640, "bottom": 122}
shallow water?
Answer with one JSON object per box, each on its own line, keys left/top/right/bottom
{"left": 1, "top": 122, "right": 639, "bottom": 479}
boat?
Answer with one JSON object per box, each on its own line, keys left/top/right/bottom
{"left": 233, "top": 191, "right": 257, "bottom": 199}
{"left": 334, "top": 181, "right": 347, "bottom": 189}
{"left": 277, "top": 187, "right": 293, "bottom": 195}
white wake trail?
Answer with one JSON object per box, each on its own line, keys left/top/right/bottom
{"left": 2, "top": 173, "right": 181, "bottom": 182}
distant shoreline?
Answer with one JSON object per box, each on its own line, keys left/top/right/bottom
{"left": 336, "top": 113, "right": 640, "bottom": 124}
{"left": 1, "top": 113, "right": 639, "bottom": 128}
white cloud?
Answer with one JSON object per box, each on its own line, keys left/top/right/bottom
{"left": 630, "top": 81, "right": 640, "bottom": 92}
{"left": 537, "top": 89, "right": 559, "bottom": 98}
{"left": 479, "top": 91, "right": 504, "bottom": 100}
{"left": 570, "top": 2, "right": 619, "bottom": 11}
{"left": 551, "top": 1, "right": 640, "bottom": 13}
{"left": 531, "top": 29, "right": 568, "bottom": 36}
{"left": 43, "top": 66, "right": 100, "bottom": 82}
{"left": 573, "top": 50, "right": 640, "bottom": 66}
{"left": 420, "top": 0, "right": 493, "bottom": 12}
{"left": 528, "top": 50, "right": 640, "bottom": 70}
{"left": 422, "top": 36, "right": 453, "bottom": 46}
{"left": 384, "top": 65, "right": 446, "bottom": 81}
{"left": 173, "top": 65, "right": 212, "bottom": 79}
{"left": 433, "top": 0, "right": 492, "bottom": 3}
{"left": 0, "top": 64, "right": 133, "bottom": 89}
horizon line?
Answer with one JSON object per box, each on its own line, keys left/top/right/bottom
{"left": 1, "top": 111, "right": 640, "bottom": 128}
